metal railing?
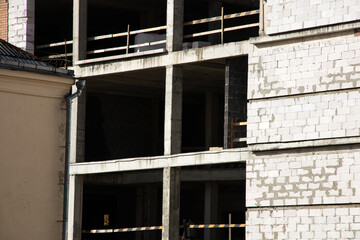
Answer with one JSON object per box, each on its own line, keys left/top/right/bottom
{"left": 35, "top": 8, "right": 259, "bottom": 66}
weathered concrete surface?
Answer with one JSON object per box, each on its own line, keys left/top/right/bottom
{"left": 69, "top": 148, "right": 248, "bottom": 175}
{"left": 164, "top": 65, "right": 183, "bottom": 155}
{"left": 74, "top": 41, "right": 254, "bottom": 77}
{"left": 73, "top": 0, "right": 87, "bottom": 63}
{"left": 166, "top": 0, "right": 183, "bottom": 52}
{"left": 162, "top": 167, "right": 180, "bottom": 240}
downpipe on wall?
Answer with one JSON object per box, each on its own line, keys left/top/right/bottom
{"left": 63, "top": 80, "right": 85, "bottom": 240}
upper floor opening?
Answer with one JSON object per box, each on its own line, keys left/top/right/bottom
{"left": 34, "top": 0, "right": 260, "bottom": 67}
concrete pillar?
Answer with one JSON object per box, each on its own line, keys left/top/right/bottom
{"left": 76, "top": 86, "right": 86, "bottom": 163}
{"left": 164, "top": 65, "right": 183, "bottom": 155}
{"left": 73, "top": 0, "right": 87, "bottom": 64}
{"left": 204, "top": 182, "right": 218, "bottom": 240}
{"left": 67, "top": 175, "right": 83, "bottom": 240}
{"left": 8, "top": 0, "right": 35, "bottom": 53}
{"left": 166, "top": 0, "right": 184, "bottom": 52}
{"left": 224, "top": 57, "right": 248, "bottom": 148}
{"left": 67, "top": 84, "right": 83, "bottom": 240}
{"left": 208, "top": 0, "right": 221, "bottom": 45}
{"left": 162, "top": 167, "right": 180, "bottom": 240}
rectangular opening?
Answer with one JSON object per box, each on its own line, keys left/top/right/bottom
{"left": 183, "top": 0, "right": 259, "bottom": 48}
{"left": 84, "top": 68, "right": 165, "bottom": 161}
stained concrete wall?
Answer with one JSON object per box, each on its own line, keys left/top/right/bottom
{"left": 0, "top": 68, "right": 73, "bottom": 240}
{"left": 8, "top": 0, "right": 35, "bottom": 53}
{"left": 264, "top": 0, "right": 360, "bottom": 35}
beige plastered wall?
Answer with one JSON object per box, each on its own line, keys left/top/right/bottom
{"left": 0, "top": 68, "right": 73, "bottom": 240}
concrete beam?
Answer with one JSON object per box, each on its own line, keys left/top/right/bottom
{"left": 75, "top": 41, "right": 254, "bottom": 77}
{"left": 73, "top": 0, "right": 87, "bottom": 63}
{"left": 83, "top": 168, "right": 246, "bottom": 185}
{"left": 70, "top": 149, "right": 248, "bottom": 175}
{"left": 164, "top": 65, "right": 183, "bottom": 155}
{"left": 162, "top": 167, "right": 180, "bottom": 240}
{"left": 166, "top": 0, "right": 184, "bottom": 52}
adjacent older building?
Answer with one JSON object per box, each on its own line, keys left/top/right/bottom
{"left": 1, "top": 0, "right": 360, "bottom": 239}
{"left": 0, "top": 39, "right": 74, "bottom": 240}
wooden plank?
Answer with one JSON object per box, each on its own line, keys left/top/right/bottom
{"left": 37, "top": 40, "right": 73, "bottom": 49}
{"left": 224, "top": 23, "right": 260, "bottom": 32}
{"left": 184, "top": 9, "right": 259, "bottom": 26}
{"left": 184, "top": 29, "right": 221, "bottom": 39}
{"left": 233, "top": 122, "right": 247, "bottom": 126}
{"left": 233, "top": 138, "right": 247, "bottom": 143}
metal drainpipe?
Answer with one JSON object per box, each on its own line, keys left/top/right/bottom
{"left": 63, "top": 80, "right": 85, "bottom": 240}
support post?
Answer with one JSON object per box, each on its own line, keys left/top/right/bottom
{"left": 126, "top": 24, "right": 130, "bottom": 54}
{"left": 221, "top": 7, "right": 224, "bottom": 44}
{"left": 204, "top": 183, "right": 218, "bottom": 240}
{"left": 162, "top": 167, "right": 181, "bottom": 240}
{"left": 259, "top": 0, "right": 265, "bottom": 35}
{"left": 73, "top": 0, "right": 87, "bottom": 64}
{"left": 67, "top": 175, "right": 83, "bottom": 240}
{"left": 164, "top": 65, "right": 183, "bottom": 155}
{"left": 166, "top": 0, "right": 184, "bottom": 51}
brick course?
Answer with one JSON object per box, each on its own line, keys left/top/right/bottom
{"left": 247, "top": 205, "right": 360, "bottom": 240}
{"left": 265, "top": 0, "right": 360, "bottom": 35}
{"left": 248, "top": 34, "right": 360, "bottom": 100}
{"left": 0, "top": 0, "right": 8, "bottom": 41}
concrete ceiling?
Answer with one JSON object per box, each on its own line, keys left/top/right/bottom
{"left": 86, "top": 60, "right": 225, "bottom": 97}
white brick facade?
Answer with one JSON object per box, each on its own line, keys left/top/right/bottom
{"left": 247, "top": 89, "right": 360, "bottom": 144}
{"left": 8, "top": 0, "right": 35, "bottom": 54}
{"left": 247, "top": 205, "right": 360, "bottom": 240}
{"left": 248, "top": 34, "right": 360, "bottom": 99}
{"left": 265, "top": 0, "right": 360, "bottom": 35}
{"left": 246, "top": 149, "right": 360, "bottom": 207}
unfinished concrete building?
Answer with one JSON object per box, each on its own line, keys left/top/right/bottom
{"left": 2, "top": 0, "right": 360, "bottom": 239}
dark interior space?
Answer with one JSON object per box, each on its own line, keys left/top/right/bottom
{"left": 81, "top": 163, "right": 245, "bottom": 240}
{"left": 82, "top": 170, "right": 163, "bottom": 240}
{"left": 184, "top": 0, "right": 259, "bottom": 46}
{"left": 224, "top": 56, "right": 248, "bottom": 149}
{"left": 84, "top": 68, "right": 165, "bottom": 162}
{"left": 182, "top": 61, "right": 225, "bottom": 153}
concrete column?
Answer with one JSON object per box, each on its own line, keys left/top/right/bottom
{"left": 204, "top": 182, "right": 218, "bottom": 240}
{"left": 73, "top": 0, "right": 87, "bottom": 64}
{"left": 162, "top": 167, "right": 180, "bottom": 240}
{"left": 164, "top": 65, "right": 183, "bottom": 155}
{"left": 8, "top": 0, "right": 35, "bottom": 53}
{"left": 76, "top": 86, "right": 86, "bottom": 163}
{"left": 166, "top": 0, "right": 184, "bottom": 52}
{"left": 67, "top": 175, "right": 83, "bottom": 240}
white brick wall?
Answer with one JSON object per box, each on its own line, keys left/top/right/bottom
{"left": 248, "top": 35, "right": 360, "bottom": 99}
{"left": 8, "top": 0, "right": 35, "bottom": 54}
{"left": 246, "top": 149, "right": 360, "bottom": 207}
{"left": 265, "top": 0, "right": 360, "bottom": 35}
{"left": 247, "top": 205, "right": 360, "bottom": 240}
{"left": 247, "top": 89, "right": 360, "bottom": 144}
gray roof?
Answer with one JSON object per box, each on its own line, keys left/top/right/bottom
{"left": 0, "top": 39, "right": 73, "bottom": 76}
